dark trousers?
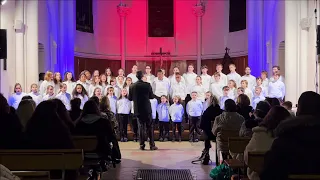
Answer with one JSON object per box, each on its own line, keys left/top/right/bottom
{"left": 172, "top": 122, "right": 182, "bottom": 138}
{"left": 118, "top": 114, "right": 129, "bottom": 139}
{"left": 189, "top": 116, "right": 201, "bottom": 140}
{"left": 203, "top": 129, "right": 216, "bottom": 150}
{"left": 159, "top": 121, "right": 170, "bottom": 139}
{"left": 185, "top": 94, "right": 191, "bottom": 120}
{"left": 130, "top": 113, "right": 138, "bottom": 139}
{"left": 137, "top": 114, "right": 155, "bottom": 147}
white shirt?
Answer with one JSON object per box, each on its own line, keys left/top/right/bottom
{"left": 8, "top": 92, "right": 27, "bottom": 109}
{"left": 89, "top": 84, "right": 102, "bottom": 97}
{"left": 169, "top": 103, "right": 184, "bottom": 122}
{"left": 154, "top": 76, "right": 170, "bottom": 85}
{"left": 253, "top": 85, "right": 268, "bottom": 98}
{"left": 262, "top": 78, "right": 269, "bottom": 89}
{"left": 76, "top": 80, "right": 90, "bottom": 93}
{"left": 56, "top": 92, "right": 71, "bottom": 110}
{"left": 157, "top": 103, "right": 170, "bottom": 122}
{"left": 73, "top": 94, "right": 88, "bottom": 109}
{"left": 244, "top": 88, "right": 253, "bottom": 102}
{"left": 169, "top": 74, "right": 186, "bottom": 85}
{"left": 170, "top": 81, "right": 187, "bottom": 100}
{"left": 145, "top": 74, "right": 155, "bottom": 84}
{"left": 152, "top": 79, "right": 170, "bottom": 97}
{"left": 105, "top": 85, "right": 121, "bottom": 98}
{"left": 210, "top": 81, "right": 224, "bottom": 99}
{"left": 227, "top": 72, "right": 241, "bottom": 87}
{"left": 39, "top": 80, "right": 54, "bottom": 96}
{"left": 108, "top": 95, "right": 117, "bottom": 114}
{"left": 268, "top": 80, "right": 286, "bottom": 99}
{"left": 241, "top": 75, "right": 257, "bottom": 90}
{"left": 43, "top": 93, "right": 55, "bottom": 101}
{"left": 270, "top": 75, "right": 284, "bottom": 82}
{"left": 117, "top": 97, "right": 132, "bottom": 114}
{"left": 252, "top": 94, "right": 266, "bottom": 109}
{"left": 183, "top": 72, "right": 197, "bottom": 94}
{"left": 63, "top": 81, "right": 76, "bottom": 95}
{"left": 228, "top": 87, "right": 236, "bottom": 100}
{"left": 186, "top": 99, "right": 203, "bottom": 117}
{"left": 191, "top": 84, "right": 206, "bottom": 102}
{"left": 213, "top": 72, "right": 228, "bottom": 86}
{"left": 201, "top": 74, "right": 212, "bottom": 92}
{"left": 220, "top": 95, "right": 231, "bottom": 110}
{"left": 150, "top": 98, "right": 158, "bottom": 119}
{"left": 127, "top": 73, "right": 138, "bottom": 83}
{"left": 116, "top": 76, "right": 126, "bottom": 87}
{"left": 28, "top": 92, "right": 42, "bottom": 106}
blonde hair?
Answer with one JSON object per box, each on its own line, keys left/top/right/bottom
{"left": 241, "top": 80, "right": 248, "bottom": 87}
{"left": 229, "top": 80, "right": 237, "bottom": 88}
{"left": 30, "top": 83, "right": 38, "bottom": 92}
{"left": 16, "top": 99, "right": 36, "bottom": 130}
{"left": 46, "top": 85, "right": 54, "bottom": 94}
{"left": 172, "top": 95, "right": 182, "bottom": 104}
{"left": 44, "top": 71, "right": 53, "bottom": 81}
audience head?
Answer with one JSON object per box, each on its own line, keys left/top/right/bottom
{"left": 22, "top": 95, "right": 33, "bottom": 101}
{"left": 70, "top": 98, "right": 81, "bottom": 111}
{"left": 265, "top": 97, "right": 280, "bottom": 107}
{"left": 225, "top": 99, "right": 237, "bottom": 112}
{"left": 0, "top": 93, "right": 10, "bottom": 114}
{"left": 282, "top": 101, "right": 293, "bottom": 111}
{"left": 136, "top": 70, "right": 144, "bottom": 80}
{"left": 254, "top": 101, "right": 271, "bottom": 119}
{"left": 236, "top": 94, "right": 250, "bottom": 107}
{"left": 82, "top": 100, "right": 101, "bottom": 117}
{"left": 297, "top": 91, "right": 320, "bottom": 116}
{"left": 259, "top": 106, "right": 291, "bottom": 136}
{"left": 16, "top": 99, "right": 36, "bottom": 128}
{"left": 89, "top": 96, "right": 100, "bottom": 106}
{"left": 100, "top": 96, "right": 111, "bottom": 112}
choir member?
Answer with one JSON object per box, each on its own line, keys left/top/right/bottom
{"left": 210, "top": 72, "right": 224, "bottom": 99}
{"left": 127, "top": 65, "right": 138, "bottom": 83}
{"left": 117, "top": 88, "right": 132, "bottom": 142}
{"left": 56, "top": 83, "right": 72, "bottom": 111}
{"left": 8, "top": 83, "right": 27, "bottom": 109}
{"left": 200, "top": 65, "right": 212, "bottom": 92}
{"left": 145, "top": 65, "right": 155, "bottom": 84}
{"left": 93, "top": 87, "right": 103, "bottom": 100}
{"left": 227, "top": 64, "right": 241, "bottom": 87}
{"left": 170, "top": 73, "right": 187, "bottom": 103}
{"left": 227, "top": 80, "right": 237, "bottom": 100}
{"left": 92, "top": 70, "right": 100, "bottom": 78}
{"left": 252, "top": 86, "right": 266, "bottom": 109}
{"left": 83, "top": 70, "right": 92, "bottom": 84}
{"left": 255, "top": 77, "right": 268, "bottom": 97}
{"left": 42, "top": 85, "right": 55, "bottom": 101}
{"left": 213, "top": 64, "right": 228, "bottom": 86}
{"left": 77, "top": 71, "right": 90, "bottom": 92}
{"left": 39, "top": 71, "right": 54, "bottom": 96}
{"left": 191, "top": 76, "right": 206, "bottom": 102}
{"left": 105, "top": 78, "right": 121, "bottom": 98}
{"left": 236, "top": 87, "right": 245, "bottom": 101}
{"left": 116, "top": 68, "right": 126, "bottom": 85}
{"left": 72, "top": 84, "right": 88, "bottom": 109}
{"left": 28, "top": 83, "right": 42, "bottom": 106}
{"left": 157, "top": 95, "right": 170, "bottom": 141}
{"left": 53, "top": 72, "right": 62, "bottom": 95}
{"left": 63, "top": 72, "right": 76, "bottom": 95}
{"left": 186, "top": 91, "right": 203, "bottom": 142}
{"left": 268, "top": 73, "right": 286, "bottom": 102}
{"left": 169, "top": 66, "right": 186, "bottom": 85}
{"left": 105, "top": 67, "right": 113, "bottom": 84}
{"left": 241, "top": 67, "right": 256, "bottom": 90}
{"left": 220, "top": 86, "right": 231, "bottom": 110}
{"left": 89, "top": 75, "right": 102, "bottom": 97}
{"left": 183, "top": 64, "right": 198, "bottom": 109}
{"left": 241, "top": 80, "right": 253, "bottom": 102}
{"left": 261, "top": 71, "right": 269, "bottom": 91}
{"left": 152, "top": 69, "right": 170, "bottom": 102}
{"left": 106, "top": 86, "right": 117, "bottom": 115}
{"left": 117, "top": 76, "right": 125, "bottom": 89}
{"left": 100, "top": 74, "right": 108, "bottom": 92}
{"left": 270, "top": 66, "right": 284, "bottom": 82}
{"left": 169, "top": 95, "right": 184, "bottom": 142}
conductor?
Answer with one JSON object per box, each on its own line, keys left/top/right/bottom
{"left": 128, "top": 71, "right": 158, "bottom": 150}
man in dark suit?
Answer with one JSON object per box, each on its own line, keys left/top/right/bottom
{"left": 128, "top": 71, "right": 158, "bottom": 150}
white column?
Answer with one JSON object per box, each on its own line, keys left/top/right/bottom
{"left": 285, "top": 0, "right": 299, "bottom": 105}
{"left": 15, "top": 0, "right": 25, "bottom": 90}
{"left": 25, "top": 0, "right": 39, "bottom": 87}
{"left": 193, "top": 3, "right": 205, "bottom": 74}
{"left": 299, "top": 0, "right": 308, "bottom": 94}
{"left": 117, "top": 3, "right": 130, "bottom": 69}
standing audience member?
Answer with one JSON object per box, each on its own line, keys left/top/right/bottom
{"left": 16, "top": 99, "right": 36, "bottom": 130}
{"left": 69, "top": 98, "right": 82, "bottom": 122}
{"left": 100, "top": 96, "right": 118, "bottom": 133}
{"left": 260, "top": 91, "right": 320, "bottom": 180}
{"left": 244, "top": 106, "right": 290, "bottom": 180}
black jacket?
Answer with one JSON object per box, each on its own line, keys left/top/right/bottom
{"left": 200, "top": 104, "right": 223, "bottom": 131}
{"left": 0, "top": 112, "right": 23, "bottom": 149}
{"left": 237, "top": 105, "right": 253, "bottom": 120}
{"left": 128, "top": 80, "right": 154, "bottom": 116}
{"left": 260, "top": 115, "right": 320, "bottom": 180}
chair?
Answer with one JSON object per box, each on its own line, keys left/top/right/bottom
{"left": 0, "top": 149, "right": 83, "bottom": 179}
{"left": 224, "top": 137, "right": 251, "bottom": 169}
{"left": 288, "top": 175, "right": 320, "bottom": 180}
{"left": 247, "top": 151, "right": 265, "bottom": 175}
{"left": 216, "top": 129, "right": 239, "bottom": 164}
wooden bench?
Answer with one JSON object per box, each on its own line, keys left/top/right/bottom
{"left": 12, "top": 171, "right": 50, "bottom": 179}
{"left": 73, "top": 136, "right": 97, "bottom": 152}
{"left": 0, "top": 149, "right": 83, "bottom": 179}
{"left": 289, "top": 175, "right": 320, "bottom": 180}
{"left": 224, "top": 137, "right": 251, "bottom": 168}
{"left": 247, "top": 151, "right": 265, "bottom": 175}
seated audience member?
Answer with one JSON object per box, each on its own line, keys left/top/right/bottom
{"left": 24, "top": 100, "right": 74, "bottom": 149}
{"left": 239, "top": 101, "right": 271, "bottom": 137}
{"left": 281, "top": 101, "right": 295, "bottom": 116}
{"left": 21, "top": 95, "right": 33, "bottom": 101}
{"left": 212, "top": 99, "right": 245, "bottom": 161}
{"left": 69, "top": 98, "right": 82, "bottom": 122}
{"left": 16, "top": 99, "right": 36, "bottom": 130}
{"left": 260, "top": 91, "right": 320, "bottom": 180}
{"left": 51, "top": 99, "right": 75, "bottom": 131}
{"left": 236, "top": 94, "right": 253, "bottom": 120}
{"left": 89, "top": 96, "right": 100, "bottom": 106}
{"left": 0, "top": 94, "right": 23, "bottom": 149}
{"left": 0, "top": 164, "right": 20, "bottom": 180}
{"left": 265, "top": 97, "right": 280, "bottom": 107}
{"left": 100, "top": 96, "right": 118, "bottom": 131}
{"left": 74, "top": 100, "right": 121, "bottom": 161}
{"left": 244, "top": 106, "right": 290, "bottom": 180}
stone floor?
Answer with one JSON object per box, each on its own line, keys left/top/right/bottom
{"left": 101, "top": 141, "right": 217, "bottom": 180}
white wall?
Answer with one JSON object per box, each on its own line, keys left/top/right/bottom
{"left": 0, "top": 0, "right": 16, "bottom": 97}
{"left": 75, "top": 0, "right": 248, "bottom": 60}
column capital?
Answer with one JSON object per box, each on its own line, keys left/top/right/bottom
{"left": 117, "top": 3, "right": 130, "bottom": 17}
{"left": 193, "top": 3, "right": 205, "bottom": 17}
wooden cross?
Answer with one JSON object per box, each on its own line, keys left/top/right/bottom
{"left": 151, "top": 47, "right": 171, "bottom": 68}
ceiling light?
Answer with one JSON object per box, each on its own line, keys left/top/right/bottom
{"left": 1, "top": 0, "right": 7, "bottom": 5}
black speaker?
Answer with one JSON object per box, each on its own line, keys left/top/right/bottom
{"left": 0, "top": 29, "right": 7, "bottom": 59}
{"left": 148, "top": 0, "right": 174, "bottom": 37}
{"left": 317, "top": 25, "right": 320, "bottom": 55}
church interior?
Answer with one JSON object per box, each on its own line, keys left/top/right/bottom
{"left": 1, "top": 0, "right": 320, "bottom": 179}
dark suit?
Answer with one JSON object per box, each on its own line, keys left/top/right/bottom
{"left": 128, "top": 80, "right": 155, "bottom": 147}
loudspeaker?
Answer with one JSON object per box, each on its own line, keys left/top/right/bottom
{"left": 0, "top": 29, "right": 7, "bottom": 59}
{"left": 317, "top": 25, "right": 320, "bottom": 55}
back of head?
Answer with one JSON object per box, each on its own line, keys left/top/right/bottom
{"left": 82, "top": 100, "right": 100, "bottom": 116}
{"left": 297, "top": 91, "right": 320, "bottom": 116}
{"left": 136, "top": 71, "right": 143, "bottom": 80}
{"left": 100, "top": 96, "right": 110, "bottom": 112}
{"left": 22, "top": 95, "right": 33, "bottom": 101}
{"left": 265, "top": 97, "right": 280, "bottom": 107}
{"left": 16, "top": 100, "right": 36, "bottom": 128}
{"left": 0, "top": 93, "right": 10, "bottom": 114}
{"left": 254, "top": 101, "right": 271, "bottom": 119}
{"left": 225, "top": 99, "right": 237, "bottom": 112}
{"left": 259, "top": 106, "right": 291, "bottom": 133}
{"left": 51, "top": 99, "right": 67, "bottom": 114}
{"left": 70, "top": 98, "right": 81, "bottom": 110}
{"left": 236, "top": 94, "right": 250, "bottom": 107}
{"left": 89, "top": 96, "right": 99, "bottom": 106}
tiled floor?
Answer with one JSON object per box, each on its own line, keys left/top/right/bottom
{"left": 102, "top": 141, "right": 216, "bottom": 180}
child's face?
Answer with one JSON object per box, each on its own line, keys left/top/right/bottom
{"left": 121, "top": 89, "right": 128, "bottom": 96}
{"left": 76, "top": 85, "right": 83, "bottom": 93}
{"left": 214, "top": 75, "right": 220, "bottom": 81}
{"left": 93, "top": 70, "right": 99, "bottom": 77}
{"left": 237, "top": 89, "right": 243, "bottom": 95}
{"left": 229, "top": 65, "right": 236, "bottom": 72}
{"left": 15, "top": 85, "right": 22, "bottom": 93}
{"left": 111, "top": 81, "right": 116, "bottom": 86}
{"left": 173, "top": 97, "right": 179, "bottom": 104}
{"left": 55, "top": 73, "right": 61, "bottom": 81}
{"left": 188, "top": 65, "right": 194, "bottom": 72}
{"left": 223, "top": 89, "right": 229, "bottom": 96}
{"left": 31, "top": 85, "right": 38, "bottom": 93}
{"left": 95, "top": 88, "right": 102, "bottom": 96}
{"left": 245, "top": 67, "right": 251, "bottom": 75}
{"left": 61, "top": 85, "right": 67, "bottom": 92}
{"left": 173, "top": 67, "right": 179, "bottom": 73}
{"left": 48, "top": 87, "right": 54, "bottom": 95}
{"left": 196, "top": 77, "right": 201, "bottom": 84}
{"left": 94, "top": 76, "right": 100, "bottom": 84}
{"left": 205, "top": 93, "right": 211, "bottom": 100}
{"left": 108, "top": 89, "right": 114, "bottom": 95}
{"left": 126, "top": 79, "right": 132, "bottom": 85}
{"left": 80, "top": 74, "right": 86, "bottom": 82}
{"left": 106, "top": 69, "right": 112, "bottom": 76}
{"left": 256, "top": 79, "right": 262, "bottom": 85}
{"left": 255, "top": 88, "right": 261, "bottom": 95}
{"left": 160, "top": 96, "right": 167, "bottom": 103}
{"left": 201, "top": 68, "right": 208, "bottom": 74}
{"left": 49, "top": 74, "right": 54, "bottom": 80}
{"left": 100, "top": 75, "right": 106, "bottom": 82}
{"left": 132, "top": 66, "right": 138, "bottom": 73}
{"left": 261, "top": 73, "right": 267, "bottom": 79}
{"left": 145, "top": 66, "right": 151, "bottom": 74}
{"left": 216, "top": 65, "right": 223, "bottom": 72}
{"left": 272, "top": 67, "right": 278, "bottom": 74}
{"left": 118, "top": 69, "right": 124, "bottom": 76}
{"left": 274, "top": 75, "right": 280, "bottom": 80}
{"left": 228, "top": 81, "right": 234, "bottom": 88}
{"left": 85, "top": 71, "right": 91, "bottom": 79}
{"left": 118, "top": 77, "right": 124, "bottom": 83}
{"left": 191, "top": 93, "right": 197, "bottom": 100}
{"left": 241, "top": 82, "right": 247, "bottom": 88}
{"left": 175, "top": 75, "right": 181, "bottom": 82}
{"left": 67, "top": 73, "right": 72, "bottom": 80}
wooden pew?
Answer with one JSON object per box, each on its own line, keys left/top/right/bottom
{"left": 288, "top": 175, "right": 320, "bottom": 180}
{"left": 225, "top": 137, "right": 251, "bottom": 169}
{"left": 73, "top": 136, "right": 97, "bottom": 152}
{"left": 247, "top": 151, "right": 266, "bottom": 175}
{"left": 0, "top": 149, "right": 83, "bottom": 179}
{"left": 13, "top": 171, "right": 50, "bottom": 179}
{"left": 216, "top": 129, "right": 240, "bottom": 164}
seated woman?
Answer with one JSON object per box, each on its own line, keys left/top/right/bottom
{"left": 69, "top": 98, "right": 82, "bottom": 122}
{"left": 239, "top": 101, "right": 271, "bottom": 137}
{"left": 51, "top": 99, "right": 75, "bottom": 131}
{"left": 74, "top": 100, "right": 121, "bottom": 162}
{"left": 236, "top": 94, "right": 253, "bottom": 120}
{"left": 244, "top": 106, "right": 290, "bottom": 180}
{"left": 16, "top": 99, "right": 36, "bottom": 131}
{"left": 0, "top": 93, "right": 23, "bottom": 149}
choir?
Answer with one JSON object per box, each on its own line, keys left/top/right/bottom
{"left": 8, "top": 64, "right": 286, "bottom": 142}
